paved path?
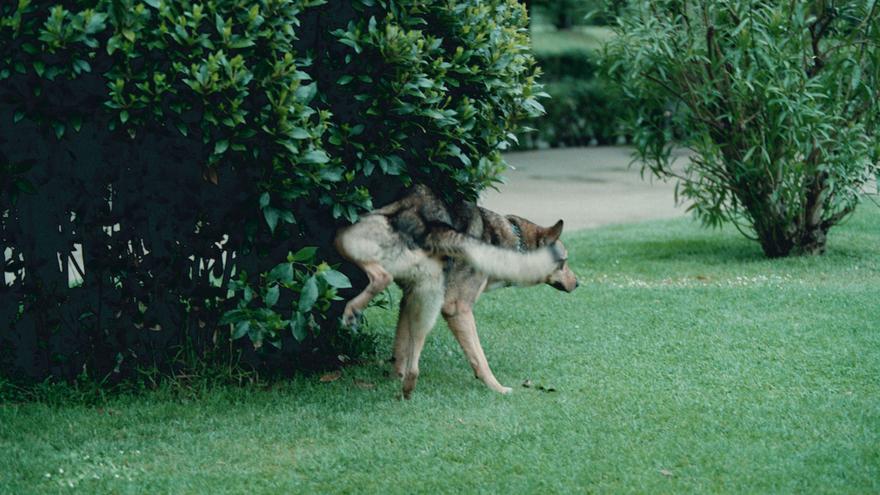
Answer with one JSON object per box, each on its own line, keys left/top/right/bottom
{"left": 480, "top": 147, "right": 687, "bottom": 232}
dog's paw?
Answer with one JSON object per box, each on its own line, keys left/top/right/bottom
{"left": 498, "top": 386, "right": 513, "bottom": 395}
{"left": 388, "top": 357, "right": 406, "bottom": 379}
{"left": 341, "top": 309, "right": 363, "bottom": 328}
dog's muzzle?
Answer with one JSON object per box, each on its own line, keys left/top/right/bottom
{"left": 551, "top": 280, "right": 578, "bottom": 292}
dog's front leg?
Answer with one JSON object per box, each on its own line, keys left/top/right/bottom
{"left": 443, "top": 306, "right": 512, "bottom": 394}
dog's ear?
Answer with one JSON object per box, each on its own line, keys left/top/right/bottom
{"left": 544, "top": 220, "right": 564, "bottom": 243}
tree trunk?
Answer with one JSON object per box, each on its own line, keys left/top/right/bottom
{"left": 752, "top": 206, "right": 833, "bottom": 257}
{"left": 756, "top": 223, "right": 795, "bottom": 258}
{"left": 797, "top": 225, "right": 828, "bottom": 255}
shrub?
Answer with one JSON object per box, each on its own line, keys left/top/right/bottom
{"left": 531, "top": 0, "right": 625, "bottom": 28}
{"left": 0, "top": 0, "right": 540, "bottom": 383}
{"left": 518, "top": 77, "right": 625, "bottom": 149}
{"left": 606, "top": 0, "right": 880, "bottom": 257}
{"left": 519, "top": 30, "right": 628, "bottom": 149}
{"left": 534, "top": 49, "right": 598, "bottom": 80}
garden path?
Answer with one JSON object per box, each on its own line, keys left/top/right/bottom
{"left": 482, "top": 147, "right": 688, "bottom": 231}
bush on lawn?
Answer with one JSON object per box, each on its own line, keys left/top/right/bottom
{"left": 518, "top": 77, "right": 625, "bottom": 148}
{"left": 0, "top": 0, "right": 540, "bottom": 383}
{"left": 531, "top": 0, "right": 625, "bottom": 28}
{"left": 607, "top": 0, "right": 880, "bottom": 257}
{"left": 519, "top": 35, "right": 627, "bottom": 149}
{"left": 534, "top": 48, "right": 599, "bottom": 80}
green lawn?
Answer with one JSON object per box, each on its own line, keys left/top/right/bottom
{"left": 2, "top": 207, "right": 878, "bottom": 494}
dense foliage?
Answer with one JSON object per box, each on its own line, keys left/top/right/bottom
{"left": 607, "top": 0, "right": 880, "bottom": 257}
{"left": 531, "top": 0, "right": 623, "bottom": 28}
{"left": 518, "top": 77, "right": 624, "bottom": 148}
{"left": 520, "top": 28, "right": 625, "bottom": 149}
{"left": 0, "top": 0, "right": 540, "bottom": 382}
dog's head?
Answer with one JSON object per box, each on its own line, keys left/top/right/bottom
{"left": 508, "top": 216, "right": 578, "bottom": 293}
{"left": 540, "top": 220, "right": 578, "bottom": 292}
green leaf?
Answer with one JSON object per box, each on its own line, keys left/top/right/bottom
{"left": 144, "top": 0, "right": 161, "bottom": 8}
{"left": 303, "top": 150, "right": 330, "bottom": 164}
{"left": 295, "top": 83, "right": 317, "bottom": 104}
{"left": 214, "top": 139, "right": 229, "bottom": 155}
{"left": 279, "top": 210, "right": 295, "bottom": 225}
{"left": 106, "top": 36, "right": 121, "bottom": 55}
{"left": 298, "top": 276, "right": 319, "bottom": 313}
{"left": 249, "top": 325, "right": 263, "bottom": 349}
{"left": 267, "top": 262, "right": 294, "bottom": 283}
{"left": 53, "top": 122, "right": 65, "bottom": 139}
{"left": 290, "top": 127, "right": 310, "bottom": 139}
{"left": 319, "top": 167, "right": 343, "bottom": 181}
{"left": 320, "top": 270, "right": 351, "bottom": 289}
{"left": 85, "top": 12, "right": 107, "bottom": 34}
{"left": 220, "top": 308, "right": 249, "bottom": 325}
{"left": 264, "top": 285, "right": 280, "bottom": 307}
{"left": 423, "top": 109, "right": 445, "bottom": 120}
{"left": 264, "top": 207, "right": 280, "bottom": 233}
{"left": 291, "top": 246, "right": 317, "bottom": 262}
{"left": 337, "top": 75, "right": 353, "bottom": 85}
{"left": 13, "top": 111, "right": 24, "bottom": 123}
{"left": 290, "top": 312, "right": 307, "bottom": 342}
{"left": 232, "top": 320, "right": 251, "bottom": 339}
{"left": 339, "top": 37, "right": 362, "bottom": 54}
{"left": 850, "top": 64, "right": 862, "bottom": 92}
{"left": 73, "top": 59, "right": 91, "bottom": 74}
{"left": 259, "top": 192, "right": 270, "bottom": 209}
{"left": 243, "top": 286, "right": 254, "bottom": 303}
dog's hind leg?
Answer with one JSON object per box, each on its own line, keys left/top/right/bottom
{"left": 391, "top": 300, "right": 411, "bottom": 379}
{"left": 340, "top": 261, "right": 391, "bottom": 326}
{"left": 398, "top": 277, "right": 444, "bottom": 399}
{"left": 443, "top": 302, "right": 512, "bottom": 394}
{"left": 334, "top": 222, "right": 394, "bottom": 326}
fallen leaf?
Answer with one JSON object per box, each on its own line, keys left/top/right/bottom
{"left": 319, "top": 371, "right": 341, "bottom": 382}
{"left": 522, "top": 379, "right": 532, "bottom": 388}
{"left": 354, "top": 379, "right": 374, "bottom": 390}
{"left": 660, "top": 469, "right": 673, "bottom": 477}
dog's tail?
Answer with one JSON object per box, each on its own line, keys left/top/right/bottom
{"left": 426, "top": 228, "right": 562, "bottom": 285}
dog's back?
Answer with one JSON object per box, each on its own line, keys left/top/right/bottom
{"left": 339, "top": 186, "right": 563, "bottom": 286}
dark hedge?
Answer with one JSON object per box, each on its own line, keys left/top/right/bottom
{"left": 0, "top": 0, "right": 541, "bottom": 382}
{"left": 519, "top": 43, "right": 627, "bottom": 149}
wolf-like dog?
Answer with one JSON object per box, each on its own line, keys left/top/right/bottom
{"left": 335, "top": 185, "right": 578, "bottom": 398}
